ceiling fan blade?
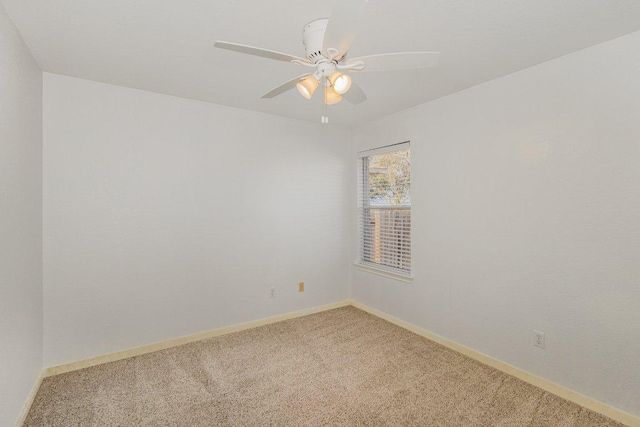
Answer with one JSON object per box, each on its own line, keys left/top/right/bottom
{"left": 261, "top": 74, "right": 311, "bottom": 99}
{"left": 347, "top": 52, "right": 440, "bottom": 72}
{"left": 322, "top": 0, "right": 368, "bottom": 60}
{"left": 343, "top": 81, "right": 367, "bottom": 104}
{"left": 214, "top": 41, "right": 310, "bottom": 64}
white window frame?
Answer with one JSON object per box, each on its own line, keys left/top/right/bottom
{"left": 356, "top": 142, "right": 413, "bottom": 282}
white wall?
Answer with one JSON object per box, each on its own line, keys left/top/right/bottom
{"left": 351, "top": 31, "right": 640, "bottom": 417}
{"left": 0, "top": 3, "right": 43, "bottom": 426}
{"left": 43, "top": 74, "right": 350, "bottom": 367}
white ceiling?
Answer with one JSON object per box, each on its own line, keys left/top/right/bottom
{"left": 4, "top": 0, "right": 640, "bottom": 127}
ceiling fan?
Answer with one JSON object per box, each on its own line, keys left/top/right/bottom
{"left": 214, "top": 0, "right": 439, "bottom": 120}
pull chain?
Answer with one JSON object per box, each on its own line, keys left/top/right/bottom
{"left": 321, "top": 77, "right": 328, "bottom": 124}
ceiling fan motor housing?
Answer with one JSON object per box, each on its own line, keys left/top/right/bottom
{"left": 303, "top": 18, "right": 329, "bottom": 63}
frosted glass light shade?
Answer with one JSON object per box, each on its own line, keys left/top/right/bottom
{"left": 328, "top": 71, "right": 352, "bottom": 95}
{"left": 324, "top": 86, "right": 342, "bottom": 105}
{"left": 296, "top": 75, "right": 319, "bottom": 99}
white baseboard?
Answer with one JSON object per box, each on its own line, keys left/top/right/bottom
{"left": 26, "top": 299, "right": 638, "bottom": 426}
{"left": 350, "top": 300, "right": 640, "bottom": 427}
{"left": 15, "top": 370, "right": 44, "bottom": 427}
{"left": 43, "top": 300, "right": 351, "bottom": 377}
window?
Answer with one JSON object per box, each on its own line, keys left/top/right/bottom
{"left": 357, "top": 142, "right": 411, "bottom": 279}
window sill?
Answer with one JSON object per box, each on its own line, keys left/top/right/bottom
{"left": 353, "top": 263, "right": 414, "bottom": 283}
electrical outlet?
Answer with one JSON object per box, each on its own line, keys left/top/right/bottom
{"left": 298, "top": 282, "right": 305, "bottom": 292}
{"left": 534, "top": 331, "right": 545, "bottom": 349}
{"left": 270, "top": 287, "right": 276, "bottom": 298}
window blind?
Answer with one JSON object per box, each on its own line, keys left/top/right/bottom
{"left": 357, "top": 143, "right": 411, "bottom": 277}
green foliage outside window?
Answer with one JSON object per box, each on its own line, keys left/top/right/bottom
{"left": 368, "top": 150, "right": 410, "bottom": 206}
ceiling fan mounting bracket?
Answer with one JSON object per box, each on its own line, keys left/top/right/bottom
{"left": 337, "top": 60, "right": 365, "bottom": 71}
{"left": 290, "top": 59, "right": 316, "bottom": 68}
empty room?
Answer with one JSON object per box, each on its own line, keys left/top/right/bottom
{"left": 1, "top": 0, "right": 639, "bottom": 425}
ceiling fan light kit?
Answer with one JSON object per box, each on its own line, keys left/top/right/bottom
{"left": 214, "top": 0, "right": 440, "bottom": 122}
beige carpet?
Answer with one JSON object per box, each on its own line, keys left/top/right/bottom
{"left": 25, "top": 306, "right": 624, "bottom": 426}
